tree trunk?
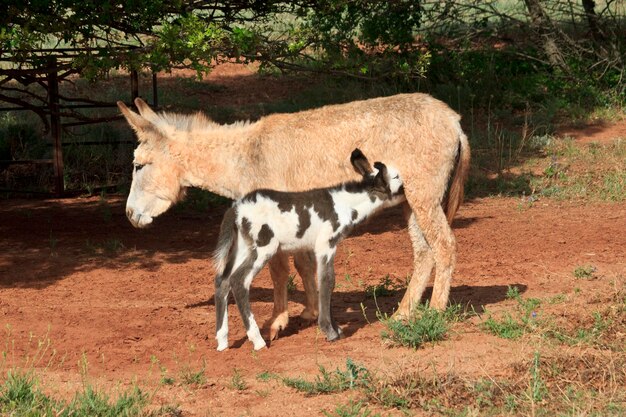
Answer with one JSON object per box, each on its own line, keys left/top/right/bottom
{"left": 581, "top": 0, "right": 605, "bottom": 43}
{"left": 524, "top": 0, "right": 569, "bottom": 73}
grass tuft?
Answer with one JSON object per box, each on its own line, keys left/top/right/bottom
{"left": 282, "top": 359, "right": 369, "bottom": 396}
{"left": 378, "top": 303, "right": 462, "bottom": 349}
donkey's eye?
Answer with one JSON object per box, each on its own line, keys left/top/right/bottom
{"left": 134, "top": 163, "right": 146, "bottom": 171}
{"left": 393, "top": 175, "right": 400, "bottom": 180}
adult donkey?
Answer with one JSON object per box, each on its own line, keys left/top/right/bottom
{"left": 118, "top": 93, "right": 470, "bottom": 340}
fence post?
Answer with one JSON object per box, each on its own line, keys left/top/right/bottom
{"left": 131, "top": 70, "right": 139, "bottom": 102}
{"left": 48, "top": 57, "right": 64, "bottom": 196}
{"left": 152, "top": 71, "right": 158, "bottom": 108}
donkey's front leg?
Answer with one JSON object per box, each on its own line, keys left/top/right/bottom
{"left": 316, "top": 253, "right": 342, "bottom": 342}
{"left": 268, "top": 253, "right": 290, "bottom": 340}
{"left": 293, "top": 251, "right": 319, "bottom": 321}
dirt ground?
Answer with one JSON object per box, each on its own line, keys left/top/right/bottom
{"left": 0, "top": 65, "right": 625, "bottom": 415}
{"left": 1, "top": 192, "right": 624, "bottom": 415}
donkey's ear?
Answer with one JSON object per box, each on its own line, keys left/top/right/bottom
{"left": 351, "top": 148, "right": 374, "bottom": 176}
{"left": 117, "top": 101, "right": 161, "bottom": 142}
{"left": 134, "top": 98, "right": 159, "bottom": 122}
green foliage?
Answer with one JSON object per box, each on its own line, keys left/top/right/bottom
{"left": 573, "top": 264, "right": 597, "bottom": 279}
{"left": 152, "top": 15, "right": 229, "bottom": 77}
{"left": 323, "top": 401, "right": 381, "bottom": 417}
{"left": 255, "top": 371, "right": 276, "bottom": 382}
{"left": 179, "top": 363, "right": 206, "bottom": 387}
{"left": 295, "top": 1, "right": 428, "bottom": 79}
{"left": 481, "top": 286, "right": 541, "bottom": 340}
{"left": 174, "top": 188, "right": 231, "bottom": 213}
{"left": 379, "top": 304, "right": 461, "bottom": 349}
{"left": 230, "top": 368, "right": 247, "bottom": 391}
{"left": 364, "top": 275, "right": 403, "bottom": 298}
{"left": 527, "top": 352, "right": 547, "bottom": 404}
{"left": 286, "top": 274, "right": 297, "bottom": 293}
{"left": 282, "top": 359, "right": 369, "bottom": 395}
{"left": 0, "top": 370, "right": 148, "bottom": 416}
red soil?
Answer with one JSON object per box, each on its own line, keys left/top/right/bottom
{"left": 0, "top": 66, "right": 624, "bottom": 415}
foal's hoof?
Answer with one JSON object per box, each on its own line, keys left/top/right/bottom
{"left": 253, "top": 340, "right": 268, "bottom": 351}
{"left": 325, "top": 328, "right": 342, "bottom": 342}
{"left": 216, "top": 342, "right": 229, "bottom": 352}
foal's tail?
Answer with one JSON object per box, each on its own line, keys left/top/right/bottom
{"left": 444, "top": 125, "right": 471, "bottom": 225}
{"left": 213, "top": 207, "right": 237, "bottom": 275}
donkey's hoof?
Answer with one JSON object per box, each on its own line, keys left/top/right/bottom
{"left": 390, "top": 309, "right": 409, "bottom": 322}
{"left": 216, "top": 342, "right": 229, "bottom": 351}
{"left": 300, "top": 308, "right": 319, "bottom": 321}
{"left": 269, "top": 312, "right": 289, "bottom": 340}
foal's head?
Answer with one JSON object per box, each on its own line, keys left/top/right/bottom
{"left": 118, "top": 99, "right": 186, "bottom": 228}
{"left": 350, "top": 148, "right": 404, "bottom": 202}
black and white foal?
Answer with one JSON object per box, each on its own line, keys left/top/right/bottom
{"left": 213, "top": 149, "right": 404, "bottom": 350}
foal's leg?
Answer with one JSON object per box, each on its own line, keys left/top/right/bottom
{"left": 230, "top": 249, "right": 274, "bottom": 350}
{"left": 393, "top": 204, "right": 435, "bottom": 319}
{"left": 268, "top": 253, "right": 290, "bottom": 340}
{"left": 215, "top": 239, "right": 253, "bottom": 351}
{"left": 316, "top": 251, "right": 341, "bottom": 341}
{"left": 214, "top": 273, "right": 231, "bottom": 351}
{"left": 293, "top": 251, "right": 319, "bottom": 320}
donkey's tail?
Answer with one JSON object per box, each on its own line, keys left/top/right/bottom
{"left": 444, "top": 125, "right": 471, "bottom": 225}
{"left": 213, "top": 207, "right": 237, "bottom": 275}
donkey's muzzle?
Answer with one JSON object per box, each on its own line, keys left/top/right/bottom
{"left": 126, "top": 207, "right": 151, "bottom": 228}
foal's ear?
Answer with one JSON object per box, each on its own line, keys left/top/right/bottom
{"left": 373, "top": 162, "right": 389, "bottom": 185}
{"left": 117, "top": 101, "right": 161, "bottom": 142}
{"left": 351, "top": 148, "right": 374, "bottom": 176}
{"left": 134, "top": 98, "right": 160, "bottom": 122}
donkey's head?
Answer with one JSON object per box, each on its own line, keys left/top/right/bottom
{"left": 118, "top": 99, "right": 186, "bottom": 228}
{"left": 350, "top": 148, "right": 404, "bottom": 201}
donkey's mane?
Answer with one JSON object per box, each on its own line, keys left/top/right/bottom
{"left": 156, "top": 111, "right": 253, "bottom": 133}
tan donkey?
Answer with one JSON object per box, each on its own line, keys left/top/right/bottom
{"left": 118, "top": 93, "right": 470, "bottom": 340}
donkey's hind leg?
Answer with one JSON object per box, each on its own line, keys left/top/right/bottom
{"left": 398, "top": 202, "right": 456, "bottom": 314}
{"left": 424, "top": 206, "right": 457, "bottom": 310}
{"left": 268, "top": 253, "right": 290, "bottom": 340}
{"left": 294, "top": 251, "right": 319, "bottom": 320}
{"left": 393, "top": 204, "right": 436, "bottom": 319}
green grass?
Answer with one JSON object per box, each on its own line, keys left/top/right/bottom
{"left": 359, "top": 351, "right": 626, "bottom": 416}
{"left": 378, "top": 303, "right": 462, "bottom": 349}
{"left": 179, "top": 362, "right": 206, "bottom": 387}
{"left": 282, "top": 359, "right": 369, "bottom": 396}
{"left": 230, "top": 368, "right": 247, "bottom": 391}
{"left": 364, "top": 275, "right": 403, "bottom": 298}
{"left": 481, "top": 286, "right": 543, "bottom": 340}
{"left": 287, "top": 274, "right": 297, "bottom": 293}
{"left": 529, "top": 139, "right": 626, "bottom": 202}
{"left": 0, "top": 370, "right": 152, "bottom": 417}
{"left": 481, "top": 285, "right": 625, "bottom": 351}
{"left": 573, "top": 264, "right": 597, "bottom": 279}
{"left": 323, "top": 401, "right": 381, "bottom": 417}
{"left": 256, "top": 371, "right": 277, "bottom": 382}
{"left": 85, "top": 238, "right": 126, "bottom": 256}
